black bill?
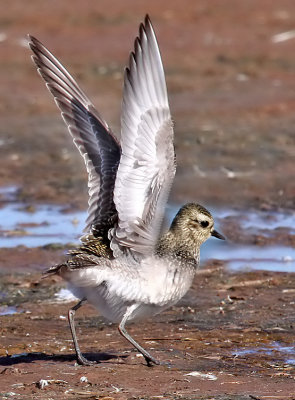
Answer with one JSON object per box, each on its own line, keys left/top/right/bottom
{"left": 211, "top": 229, "right": 225, "bottom": 240}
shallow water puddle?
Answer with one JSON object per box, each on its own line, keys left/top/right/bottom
{"left": 233, "top": 341, "right": 295, "bottom": 366}
{"left": 0, "top": 194, "right": 294, "bottom": 273}
{"left": 204, "top": 206, "right": 295, "bottom": 272}
{"left": 54, "top": 288, "right": 78, "bottom": 303}
{"left": 215, "top": 207, "right": 295, "bottom": 233}
{"left": 0, "top": 185, "right": 86, "bottom": 246}
{"left": 0, "top": 203, "right": 86, "bottom": 247}
{"left": 202, "top": 242, "right": 295, "bottom": 272}
{"left": 0, "top": 305, "right": 20, "bottom": 316}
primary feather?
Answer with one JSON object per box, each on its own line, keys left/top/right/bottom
{"left": 28, "top": 35, "right": 121, "bottom": 237}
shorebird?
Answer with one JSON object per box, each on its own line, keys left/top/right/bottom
{"left": 28, "top": 15, "right": 224, "bottom": 367}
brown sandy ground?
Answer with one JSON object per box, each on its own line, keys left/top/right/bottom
{"left": 0, "top": 0, "right": 294, "bottom": 209}
{"left": 0, "top": 253, "right": 295, "bottom": 399}
{"left": 0, "top": 1, "right": 295, "bottom": 399}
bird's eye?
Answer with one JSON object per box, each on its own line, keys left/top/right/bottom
{"left": 200, "top": 220, "right": 209, "bottom": 228}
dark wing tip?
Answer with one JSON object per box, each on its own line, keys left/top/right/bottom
{"left": 134, "top": 36, "right": 141, "bottom": 53}
{"left": 144, "top": 14, "right": 154, "bottom": 34}
{"left": 139, "top": 21, "right": 146, "bottom": 38}
{"left": 144, "top": 14, "right": 151, "bottom": 25}
{"left": 27, "top": 35, "right": 36, "bottom": 53}
{"left": 125, "top": 66, "right": 131, "bottom": 82}
{"left": 27, "top": 34, "right": 41, "bottom": 51}
{"left": 27, "top": 33, "right": 34, "bottom": 43}
{"left": 27, "top": 35, "right": 46, "bottom": 63}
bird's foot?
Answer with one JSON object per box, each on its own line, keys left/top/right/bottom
{"left": 76, "top": 354, "right": 97, "bottom": 366}
{"left": 144, "top": 354, "right": 160, "bottom": 367}
{"left": 144, "top": 355, "right": 172, "bottom": 368}
{"left": 158, "top": 360, "right": 172, "bottom": 368}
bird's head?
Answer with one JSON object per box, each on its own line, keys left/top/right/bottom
{"left": 170, "top": 203, "right": 225, "bottom": 246}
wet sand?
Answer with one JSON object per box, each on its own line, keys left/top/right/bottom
{"left": 1, "top": 257, "right": 295, "bottom": 399}
{"left": 0, "top": 1, "right": 295, "bottom": 399}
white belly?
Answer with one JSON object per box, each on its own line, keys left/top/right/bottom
{"left": 69, "top": 283, "right": 174, "bottom": 323}
{"left": 66, "top": 255, "right": 196, "bottom": 323}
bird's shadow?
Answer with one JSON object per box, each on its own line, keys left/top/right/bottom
{"left": 0, "top": 351, "right": 127, "bottom": 367}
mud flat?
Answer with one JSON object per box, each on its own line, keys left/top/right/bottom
{"left": 0, "top": 249, "right": 295, "bottom": 399}
{"left": 0, "top": 197, "right": 294, "bottom": 399}
{"left": 1, "top": 1, "right": 295, "bottom": 398}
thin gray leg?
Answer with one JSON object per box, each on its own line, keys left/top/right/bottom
{"left": 68, "top": 297, "right": 96, "bottom": 366}
{"left": 118, "top": 304, "right": 159, "bottom": 367}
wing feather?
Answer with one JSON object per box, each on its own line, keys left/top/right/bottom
{"left": 111, "top": 16, "right": 176, "bottom": 257}
{"left": 28, "top": 36, "right": 121, "bottom": 235}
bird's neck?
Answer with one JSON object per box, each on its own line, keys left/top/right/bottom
{"left": 155, "top": 229, "right": 200, "bottom": 263}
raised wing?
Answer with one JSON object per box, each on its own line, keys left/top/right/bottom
{"left": 111, "top": 16, "right": 176, "bottom": 257}
{"left": 28, "top": 36, "right": 121, "bottom": 236}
